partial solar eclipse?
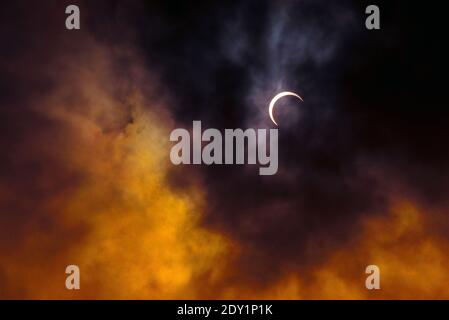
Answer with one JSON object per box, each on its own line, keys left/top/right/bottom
{"left": 268, "top": 91, "right": 304, "bottom": 126}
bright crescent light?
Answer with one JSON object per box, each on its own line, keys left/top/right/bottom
{"left": 268, "top": 91, "right": 303, "bottom": 126}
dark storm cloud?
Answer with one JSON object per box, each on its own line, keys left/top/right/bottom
{"left": 137, "top": 0, "right": 449, "bottom": 289}
{"left": 138, "top": 0, "right": 378, "bottom": 276}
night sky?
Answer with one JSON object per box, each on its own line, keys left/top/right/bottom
{"left": 0, "top": 0, "right": 448, "bottom": 298}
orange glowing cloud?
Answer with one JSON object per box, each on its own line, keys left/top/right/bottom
{"left": 212, "top": 201, "right": 449, "bottom": 299}
{"left": 0, "top": 38, "right": 230, "bottom": 299}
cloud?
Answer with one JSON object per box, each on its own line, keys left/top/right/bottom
{"left": 0, "top": 1, "right": 229, "bottom": 298}
{"left": 0, "top": 0, "right": 448, "bottom": 299}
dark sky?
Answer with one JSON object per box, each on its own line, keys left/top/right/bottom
{"left": 0, "top": 0, "right": 448, "bottom": 298}
{"left": 133, "top": 0, "right": 449, "bottom": 286}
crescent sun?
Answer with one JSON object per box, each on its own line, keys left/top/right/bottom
{"left": 269, "top": 91, "right": 304, "bottom": 126}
